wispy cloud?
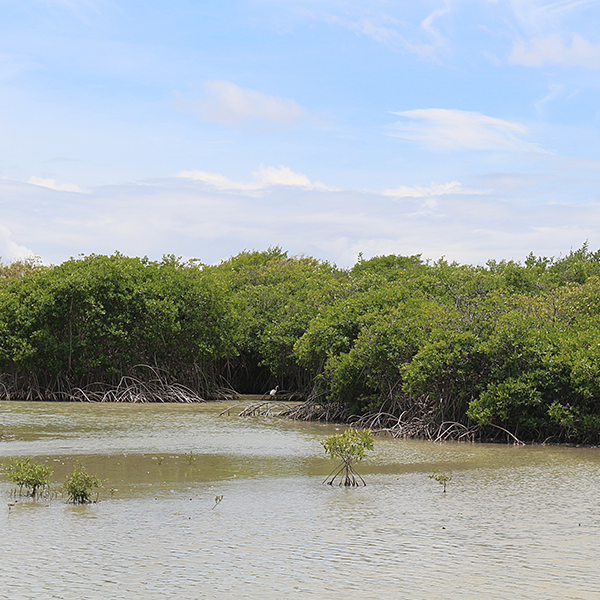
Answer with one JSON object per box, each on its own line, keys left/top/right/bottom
{"left": 177, "top": 165, "right": 332, "bottom": 193}
{"left": 28, "top": 176, "right": 85, "bottom": 193}
{"left": 534, "top": 82, "right": 563, "bottom": 113}
{"left": 420, "top": 6, "right": 451, "bottom": 46}
{"left": 508, "top": 0, "right": 597, "bottom": 29}
{"left": 390, "top": 108, "right": 544, "bottom": 152}
{"left": 333, "top": 17, "right": 438, "bottom": 58}
{"left": 382, "top": 181, "right": 479, "bottom": 198}
{"left": 510, "top": 34, "right": 600, "bottom": 68}
{"left": 328, "top": 5, "right": 450, "bottom": 59}
{"left": 174, "top": 81, "right": 307, "bottom": 127}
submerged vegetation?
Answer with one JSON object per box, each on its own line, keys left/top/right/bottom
{"left": 2, "top": 244, "right": 600, "bottom": 442}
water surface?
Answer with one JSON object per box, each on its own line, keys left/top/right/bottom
{"left": 1, "top": 401, "right": 599, "bottom": 599}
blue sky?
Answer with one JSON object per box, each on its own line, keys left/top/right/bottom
{"left": 2, "top": 0, "right": 600, "bottom": 266}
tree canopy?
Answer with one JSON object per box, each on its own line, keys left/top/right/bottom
{"left": 2, "top": 245, "right": 600, "bottom": 443}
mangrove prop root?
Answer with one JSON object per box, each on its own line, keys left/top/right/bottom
{"left": 278, "top": 392, "right": 350, "bottom": 422}
{"left": 323, "top": 461, "right": 366, "bottom": 487}
{"left": 283, "top": 394, "right": 524, "bottom": 444}
{"left": 0, "top": 366, "right": 206, "bottom": 403}
{"left": 218, "top": 401, "right": 293, "bottom": 417}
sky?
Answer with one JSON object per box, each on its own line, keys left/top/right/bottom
{"left": 2, "top": 0, "right": 600, "bottom": 267}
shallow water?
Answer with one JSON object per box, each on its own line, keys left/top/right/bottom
{"left": 1, "top": 401, "right": 599, "bottom": 599}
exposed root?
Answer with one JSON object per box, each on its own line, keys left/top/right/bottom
{"left": 0, "top": 366, "right": 205, "bottom": 403}
{"left": 433, "top": 421, "right": 479, "bottom": 443}
{"left": 281, "top": 394, "right": 524, "bottom": 444}
{"left": 349, "top": 396, "right": 444, "bottom": 439}
{"left": 212, "top": 386, "right": 242, "bottom": 401}
{"left": 219, "top": 401, "right": 294, "bottom": 417}
{"left": 277, "top": 391, "right": 350, "bottom": 422}
{"left": 487, "top": 423, "right": 525, "bottom": 445}
{"left": 323, "top": 461, "right": 366, "bottom": 487}
{"left": 354, "top": 410, "right": 480, "bottom": 442}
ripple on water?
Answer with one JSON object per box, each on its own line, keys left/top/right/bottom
{"left": 1, "top": 402, "right": 600, "bottom": 599}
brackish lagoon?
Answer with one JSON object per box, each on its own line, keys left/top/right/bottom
{"left": 1, "top": 401, "right": 599, "bottom": 599}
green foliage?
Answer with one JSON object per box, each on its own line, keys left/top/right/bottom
{"left": 2, "top": 456, "right": 53, "bottom": 497}
{"left": 212, "top": 249, "right": 349, "bottom": 389}
{"left": 351, "top": 253, "right": 424, "bottom": 286}
{"left": 212, "top": 494, "right": 224, "bottom": 509}
{"left": 322, "top": 427, "right": 374, "bottom": 460}
{"left": 429, "top": 469, "right": 452, "bottom": 493}
{"left": 2, "top": 245, "right": 600, "bottom": 442}
{"left": 62, "top": 463, "right": 102, "bottom": 504}
{"left": 0, "top": 256, "right": 45, "bottom": 286}
{"left": 322, "top": 428, "right": 374, "bottom": 486}
{"left": 0, "top": 253, "right": 236, "bottom": 394}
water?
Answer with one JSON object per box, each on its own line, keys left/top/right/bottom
{"left": 1, "top": 401, "right": 600, "bottom": 599}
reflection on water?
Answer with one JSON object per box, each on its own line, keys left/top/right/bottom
{"left": 1, "top": 401, "right": 600, "bottom": 599}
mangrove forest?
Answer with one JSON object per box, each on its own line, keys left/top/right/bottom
{"left": 2, "top": 244, "right": 600, "bottom": 444}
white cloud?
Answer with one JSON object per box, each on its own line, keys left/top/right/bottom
{"left": 328, "top": 5, "right": 450, "bottom": 59}
{"left": 383, "top": 181, "right": 480, "bottom": 199}
{"left": 335, "top": 17, "right": 438, "bottom": 57}
{"left": 534, "top": 83, "right": 563, "bottom": 113}
{"left": 0, "top": 224, "right": 36, "bottom": 261}
{"left": 177, "top": 165, "right": 331, "bottom": 192}
{"left": 508, "top": 0, "right": 597, "bottom": 29}
{"left": 420, "top": 6, "right": 450, "bottom": 46}
{"left": 390, "top": 108, "right": 544, "bottom": 152}
{"left": 2, "top": 169, "right": 600, "bottom": 269}
{"left": 28, "top": 176, "right": 84, "bottom": 193}
{"left": 510, "top": 34, "right": 600, "bottom": 68}
{"left": 175, "top": 81, "right": 306, "bottom": 126}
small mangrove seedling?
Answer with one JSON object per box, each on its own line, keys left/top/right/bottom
{"left": 212, "top": 495, "right": 224, "bottom": 510}
{"left": 63, "top": 463, "right": 102, "bottom": 504}
{"left": 322, "top": 428, "right": 374, "bottom": 487}
{"left": 429, "top": 469, "right": 452, "bottom": 493}
{"left": 185, "top": 451, "right": 196, "bottom": 465}
{"left": 2, "top": 456, "right": 53, "bottom": 497}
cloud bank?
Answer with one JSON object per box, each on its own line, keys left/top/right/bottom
{"left": 1, "top": 164, "right": 598, "bottom": 268}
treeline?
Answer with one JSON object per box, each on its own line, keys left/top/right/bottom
{"left": 2, "top": 245, "right": 600, "bottom": 443}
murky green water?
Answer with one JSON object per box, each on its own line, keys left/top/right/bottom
{"left": 1, "top": 401, "right": 600, "bottom": 599}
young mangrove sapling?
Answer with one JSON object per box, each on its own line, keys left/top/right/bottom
{"left": 2, "top": 456, "right": 53, "bottom": 497}
{"left": 63, "top": 463, "right": 102, "bottom": 504}
{"left": 429, "top": 468, "right": 452, "bottom": 493}
{"left": 321, "top": 428, "right": 374, "bottom": 487}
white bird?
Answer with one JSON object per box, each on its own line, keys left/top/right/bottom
{"left": 269, "top": 385, "right": 279, "bottom": 398}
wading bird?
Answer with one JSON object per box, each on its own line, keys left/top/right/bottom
{"left": 269, "top": 385, "right": 279, "bottom": 398}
